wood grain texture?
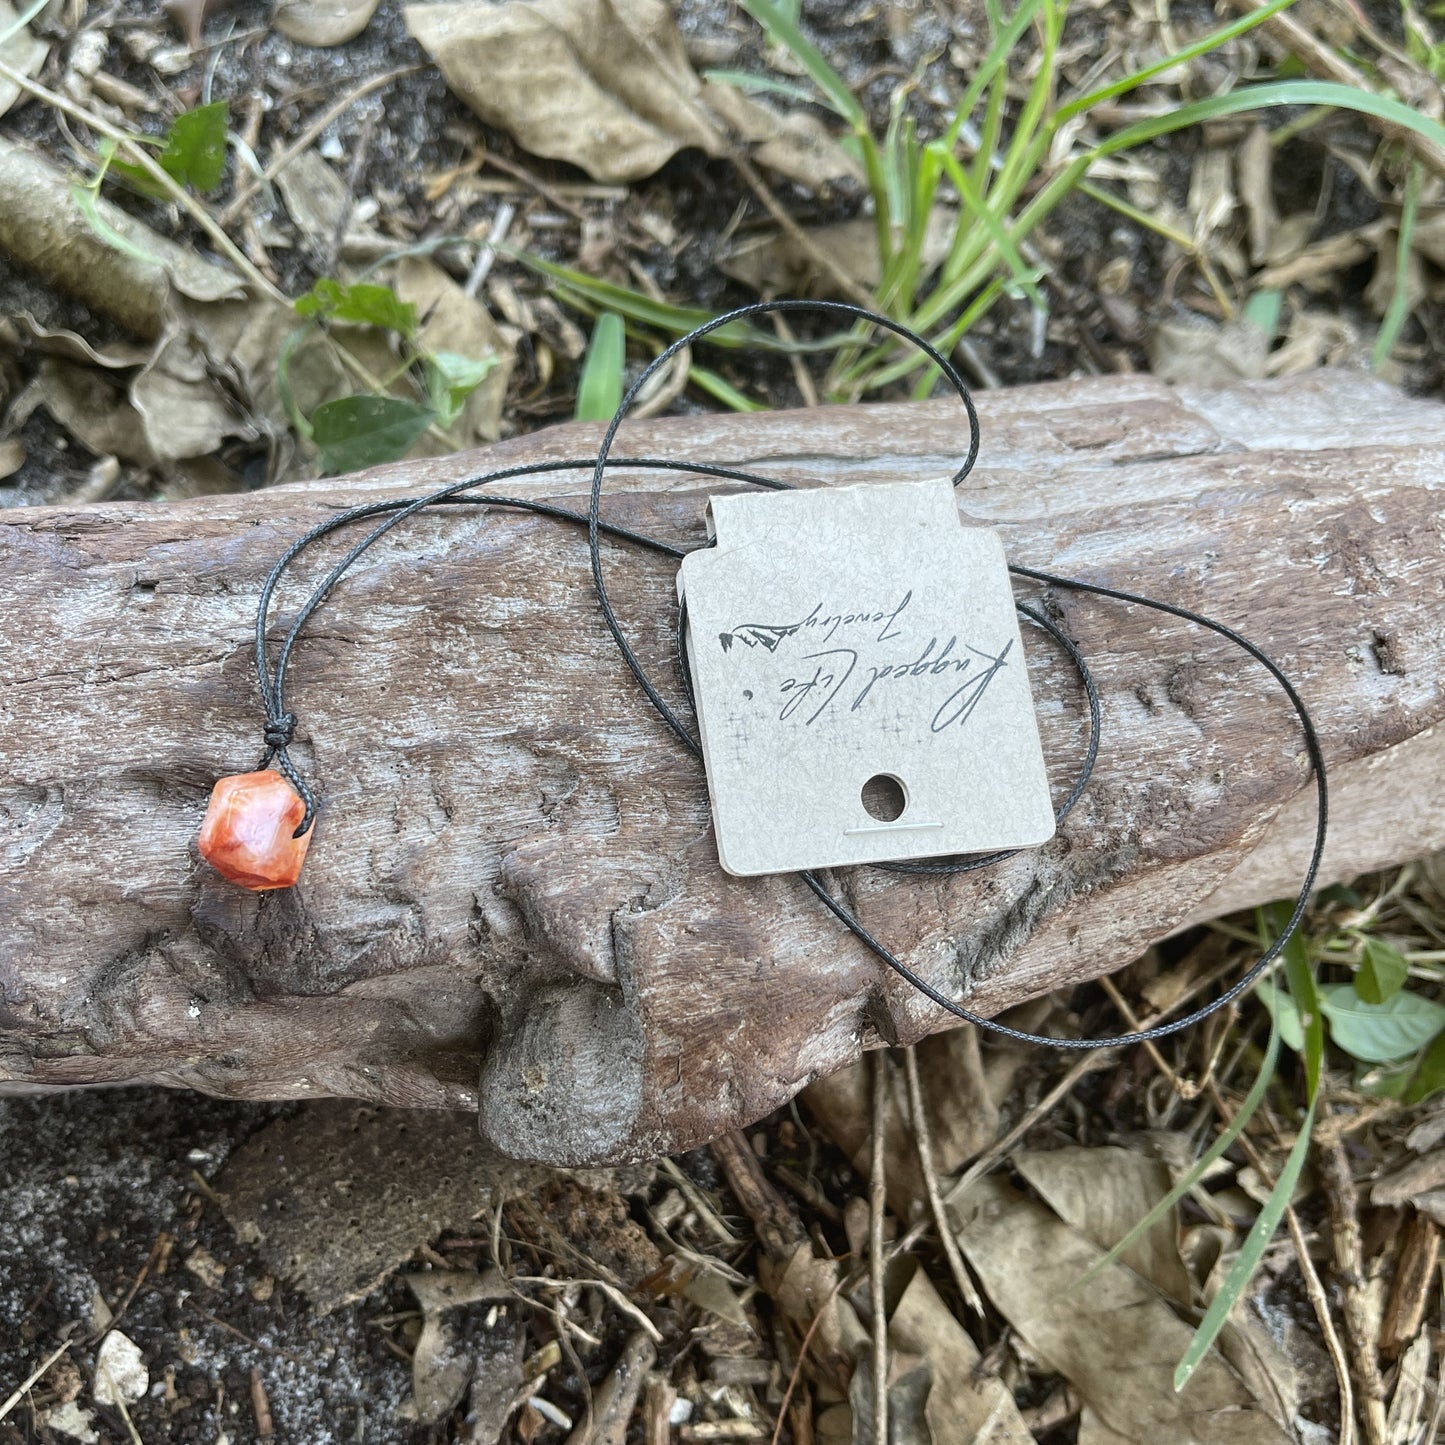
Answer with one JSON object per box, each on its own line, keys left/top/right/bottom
{"left": 2, "top": 370, "right": 1443, "bottom": 1165}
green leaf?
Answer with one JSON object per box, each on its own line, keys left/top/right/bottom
{"left": 1374, "top": 161, "right": 1424, "bottom": 370}
{"left": 1255, "top": 979, "right": 1304, "bottom": 1053}
{"left": 310, "top": 395, "right": 435, "bottom": 474}
{"left": 1404, "top": 1032, "right": 1445, "bottom": 1106}
{"left": 575, "top": 311, "right": 625, "bottom": 423}
{"left": 424, "top": 350, "right": 497, "bottom": 428}
{"left": 702, "top": 69, "right": 821, "bottom": 108}
{"left": 688, "top": 365, "right": 765, "bottom": 412}
{"left": 108, "top": 102, "right": 230, "bottom": 198}
{"left": 160, "top": 101, "right": 229, "bottom": 192}
{"left": 1356, "top": 937, "right": 1410, "bottom": 1006}
{"left": 295, "top": 279, "right": 418, "bottom": 336}
{"left": 1318, "top": 982, "right": 1445, "bottom": 1063}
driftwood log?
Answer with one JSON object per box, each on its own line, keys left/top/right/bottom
{"left": 2, "top": 370, "right": 1443, "bottom": 1166}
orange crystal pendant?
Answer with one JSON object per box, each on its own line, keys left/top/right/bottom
{"left": 198, "top": 770, "right": 313, "bottom": 890}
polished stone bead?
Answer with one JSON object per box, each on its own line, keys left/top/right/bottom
{"left": 197, "top": 770, "right": 312, "bottom": 890}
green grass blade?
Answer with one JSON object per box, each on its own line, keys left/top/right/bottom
{"left": 1074, "top": 1016, "right": 1282, "bottom": 1291}
{"left": 1173, "top": 1093, "right": 1318, "bottom": 1391}
{"left": 1089, "top": 81, "right": 1445, "bottom": 162}
{"left": 575, "top": 311, "right": 625, "bottom": 422}
{"left": 688, "top": 365, "right": 766, "bottom": 411}
{"left": 1373, "top": 161, "right": 1424, "bottom": 370}
{"left": 941, "top": 0, "right": 1045, "bottom": 152}
{"left": 736, "top": 0, "right": 865, "bottom": 125}
{"left": 702, "top": 69, "right": 822, "bottom": 108}
{"left": 1056, "top": 0, "right": 1297, "bottom": 125}
{"left": 935, "top": 147, "right": 1047, "bottom": 312}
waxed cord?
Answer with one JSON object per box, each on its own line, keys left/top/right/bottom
{"left": 249, "top": 301, "right": 1327, "bottom": 1053}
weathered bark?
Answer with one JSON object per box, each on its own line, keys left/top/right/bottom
{"left": 1, "top": 371, "right": 1442, "bottom": 1165}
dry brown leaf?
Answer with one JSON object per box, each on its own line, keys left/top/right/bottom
{"left": 404, "top": 0, "right": 857, "bottom": 189}
{"left": 1372, "top": 1150, "right": 1445, "bottom": 1209}
{"left": 392, "top": 255, "right": 515, "bottom": 446}
{"left": 0, "top": 436, "right": 24, "bottom": 480}
{"left": 1013, "top": 1146, "right": 1192, "bottom": 1305}
{"left": 273, "top": 0, "right": 381, "bottom": 46}
{"left": 1148, "top": 315, "right": 1270, "bottom": 386}
{"left": 406, "top": 1271, "right": 517, "bottom": 1425}
{"left": 0, "top": 0, "right": 48, "bottom": 118}
{"left": 954, "top": 1177, "right": 1294, "bottom": 1445}
{"left": 888, "top": 1264, "right": 1032, "bottom": 1445}
{"left": 719, "top": 210, "right": 955, "bottom": 300}
{"left": 803, "top": 1027, "right": 1007, "bottom": 1218}
{"left": 0, "top": 138, "right": 245, "bottom": 341}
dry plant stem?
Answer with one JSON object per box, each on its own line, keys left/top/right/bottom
{"left": 1381, "top": 1213, "right": 1440, "bottom": 1358}
{"left": 249, "top": 1367, "right": 275, "bottom": 1439}
{"left": 869, "top": 1050, "right": 889, "bottom": 1445}
{"left": 512, "top": 1278, "right": 663, "bottom": 1346}
{"left": 771, "top": 312, "right": 820, "bottom": 409}
{"left": 659, "top": 1159, "right": 739, "bottom": 1247}
{"left": 1228, "top": 0, "right": 1445, "bottom": 179}
{"left": 218, "top": 64, "right": 423, "bottom": 226}
{"left": 0, "top": 59, "right": 284, "bottom": 304}
{"left": 465, "top": 200, "right": 516, "bottom": 298}
{"left": 732, "top": 153, "right": 876, "bottom": 310}
{"left": 769, "top": 1276, "right": 850, "bottom": 1445}
{"left": 711, "top": 1130, "right": 806, "bottom": 1261}
{"left": 0, "top": 1339, "right": 72, "bottom": 1422}
{"left": 901, "top": 1044, "right": 985, "bottom": 1317}
{"left": 1097, "top": 974, "right": 1197, "bottom": 1098}
{"left": 1287, "top": 1204, "right": 1355, "bottom": 1445}
{"left": 1320, "top": 1132, "right": 1390, "bottom": 1445}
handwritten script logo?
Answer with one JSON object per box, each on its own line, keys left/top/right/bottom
{"left": 718, "top": 591, "right": 1012, "bottom": 734}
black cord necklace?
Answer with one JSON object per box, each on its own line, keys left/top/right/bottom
{"left": 199, "top": 300, "right": 1328, "bottom": 1052}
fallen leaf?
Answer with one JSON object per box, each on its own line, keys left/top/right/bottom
{"left": 392, "top": 255, "right": 514, "bottom": 445}
{"left": 888, "top": 1264, "right": 1032, "bottom": 1444}
{"left": 0, "top": 137, "right": 244, "bottom": 341}
{"left": 1013, "top": 1146, "right": 1193, "bottom": 1305}
{"left": 406, "top": 1271, "right": 517, "bottom": 1425}
{"left": 719, "top": 210, "right": 955, "bottom": 299}
{"left": 404, "top": 0, "right": 857, "bottom": 189}
{"left": 1373, "top": 1150, "right": 1445, "bottom": 1209}
{"left": 1148, "top": 315, "right": 1270, "bottom": 386}
{"left": 273, "top": 0, "right": 382, "bottom": 46}
{"left": 954, "top": 1177, "right": 1293, "bottom": 1444}
{"left": 0, "top": 0, "right": 48, "bottom": 119}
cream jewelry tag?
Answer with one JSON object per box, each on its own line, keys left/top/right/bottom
{"left": 678, "top": 478, "right": 1055, "bottom": 877}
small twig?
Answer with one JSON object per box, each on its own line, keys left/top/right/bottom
{"left": 868, "top": 1050, "right": 889, "bottom": 1445}
{"left": 250, "top": 1368, "right": 275, "bottom": 1440}
{"left": 659, "top": 1158, "right": 740, "bottom": 1246}
{"left": 0, "top": 1339, "right": 72, "bottom": 1422}
{"left": 901, "top": 1044, "right": 985, "bottom": 1317}
{"left": 466, "top": 201, "right": 517, "bottom": 299}
{"left": 771, "top": 311, "right": 819, "bottom": 408}
{"left": 511, "top": 1277, "right": 664, "bottom": 1345}
{"left": 768, "top": 1274, "right": 849, "bottom": 1445}
{"left": 1097, "top": 974, "right": 1198, "bottom": 1099}
{"left": 98, "top": 1363, "right": 145, "bottom": 1445}
{"left": 1285, "top": 1204, "right": 1354, "bottom": 1445}
{"left": 220, "top": 64, "right": 422, "bottom": 226}
{"left": 1320, "top": 1127, "right": 1389, "bottom": 1445}
{"left": 482, "top": 148, "right": 591, "bottom": 221}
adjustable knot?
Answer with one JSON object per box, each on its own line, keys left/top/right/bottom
{"left": 263, "top": 712, "right": 297, "bottom": 751}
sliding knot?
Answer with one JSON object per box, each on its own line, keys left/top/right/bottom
{"left": 264, "top": 712, "right": 297, "bottom": 750}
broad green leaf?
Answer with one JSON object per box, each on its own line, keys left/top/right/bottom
{"left": 575, "top": 311, "right": 625, "bottom": 423}
{"left": 1404, "top": 1032, "right": 1445, "bottom": 1106}
{"left": 1356, "top": 937, "right": 1410, "bottom": 1005}
{"left": 1355, "top": 1059, "right": 1418, "bottom": 1100}
{"left": 1318, "top": 982, "right": 1445, "bottom": 1063}
{"left": 425, "top": 350, "right": 497, "bottom": 427}
{"left": 109, "top": 102, "right": 230, "bottom": 198}
{"left": 295, "top": 279, "right": 418, "bottom": 336}
{"left": 1255, "top": 979, "right": 1304, "bottom": 1053}
{"left": 160, "top": 101, "right": 229, "bottom": 192}
{"left": 311, "top": 395, "right": 435, "bottom": 474}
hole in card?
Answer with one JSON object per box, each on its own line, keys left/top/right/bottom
{"left": 861, "top": 773, "right": 907, "bottom": 823}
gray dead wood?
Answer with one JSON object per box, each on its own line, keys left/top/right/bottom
{"left": 1, "top": 370, "right": 1443, "bottom": 1165}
